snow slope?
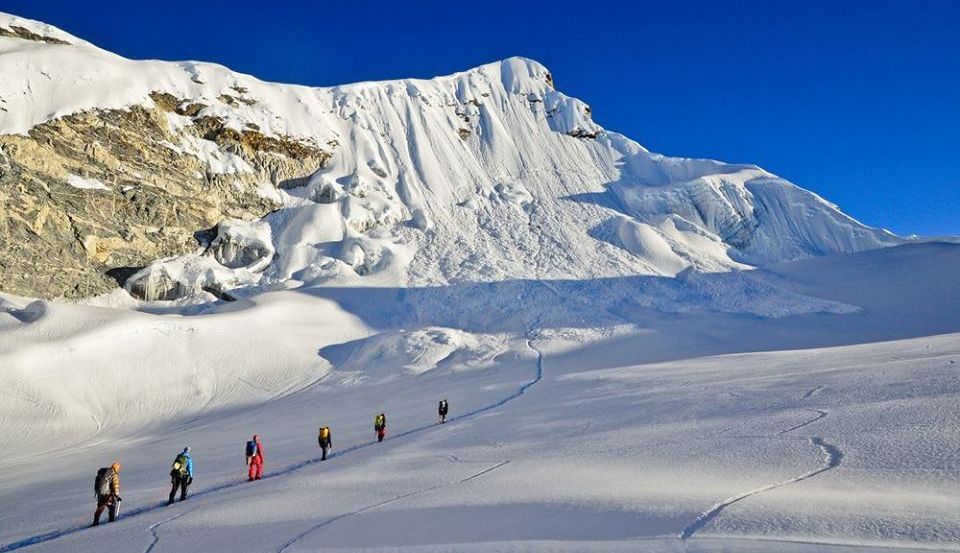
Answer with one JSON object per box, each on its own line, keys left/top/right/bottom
{"left": 1, "top": 243, "right": 959, "bottom": 553}
{"left": 0, "top": 11, "right": 902, "bottom": 305}
{"left": 0, "top": 11, "right": 957, "bottom": 553}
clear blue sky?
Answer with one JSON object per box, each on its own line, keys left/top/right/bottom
{"left": 3, "top": 0, "right": 958, "bottom": 236}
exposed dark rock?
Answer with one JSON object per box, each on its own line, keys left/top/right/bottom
{"left": 568, "top": 127, "right": 599, "bottom": 139}
{"left": 0, "top": 25, "right": 70, "bottom": 45}
{"left": 105, "top": 266, "right": 145, "bottom": 288}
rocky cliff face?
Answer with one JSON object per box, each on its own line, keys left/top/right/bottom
{"left": 0, "top": 95, "right": 329, "bottom": 299}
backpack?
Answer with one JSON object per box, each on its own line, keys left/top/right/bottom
{"left": 375, "top": 415, "right": 384, "bottom": 428}
{"left": 319, "top": 427, "right": 330, "bottom": 440}
{"left": 245, "top": 440, "right": 257, "bottom": 457}
{"left": 94, "top": 467, "right": 111, "bottom": 496}
{"left": 171, "top": 454, "right": 189, "bottom": 477}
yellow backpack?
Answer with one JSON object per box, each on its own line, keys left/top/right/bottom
{"left": 319, "top": 427, "right": 330, "bottom": 440}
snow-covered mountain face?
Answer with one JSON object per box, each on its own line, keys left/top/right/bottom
{"left": 0, "top": 12, "right": 901, "bottom": 304}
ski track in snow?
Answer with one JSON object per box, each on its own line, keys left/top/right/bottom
{"left": 712, "top": 386, "right": 824, "bottom": 438}
{"left": 798, "top": 386, "right": 824, "bottom": 401}
{"left": 0, "top": 335, "right": 544, "bottom": 553}
{"left": 460, "top": 460, "right": 511, "bottom": 482}
{"left": 679, "top": 407, "right": 843, "bottom": 541}
{"left": 776, "top": 409, "right": 829, "bottom": 435}
{"left": 275, "top": 461, "right": 512, "bottom": 553}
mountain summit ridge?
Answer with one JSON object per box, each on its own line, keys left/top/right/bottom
{"left": 0, "top": 11, "right": 901, "bottom": 303}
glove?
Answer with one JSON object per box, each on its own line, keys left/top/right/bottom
{"left": 187, "top": 477, "right": 193, "bottom": 485}
{"left": 116, "top": 496, "right": 123, "bottom": 502}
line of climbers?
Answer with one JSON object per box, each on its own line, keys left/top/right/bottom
{"left": 91, "top": 400, "right": 451, "bottom": 527}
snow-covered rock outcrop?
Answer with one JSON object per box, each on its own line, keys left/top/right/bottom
{"left": 0, "top": 12, "right": 901, "bottom": 302}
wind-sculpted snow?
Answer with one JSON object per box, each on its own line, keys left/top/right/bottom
{"left": 0, "top": 11, "right": 902, "bottom": 303}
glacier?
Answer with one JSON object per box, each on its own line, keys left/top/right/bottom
{"left": 0, "top": 11, "right": 958, "bottom": 553}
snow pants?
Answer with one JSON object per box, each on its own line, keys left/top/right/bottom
{"left": 248, "top": 457, "right": 263, "bottom": 480}
{"left": 377, "top": 428, "right": 386, "bottom": 442}
{"left": 93, "top": 494, "right": 119, "bottom": 525}
{"left": 169, "top": 474, "right": 190, "bottom": 502}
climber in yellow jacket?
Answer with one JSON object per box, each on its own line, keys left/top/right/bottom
{"left": 318, "top": 426, "right": 332, "bottom": 460}
{"left": 92, "top": 462, "right": 121, "bottom": 526}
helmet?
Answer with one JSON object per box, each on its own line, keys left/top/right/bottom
{"left": 111, "top": 462, "right": 121, "bottom": 472}
{"left": 183, "top": 446, "right": 191, "bottom": 453}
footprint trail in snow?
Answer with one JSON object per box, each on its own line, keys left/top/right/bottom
{"left": 679, "top": 406, "right": 842, "bottom": 540}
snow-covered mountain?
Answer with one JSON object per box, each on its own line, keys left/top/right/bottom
{"left": 0, "top": 12, "right": 900, "bottom": 304}
{"left": 3, "top": 12, "right": 958, "bottom": 553}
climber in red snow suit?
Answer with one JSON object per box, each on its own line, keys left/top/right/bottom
{"left": 246, "top": 434, "right": 264, "bottom": 481}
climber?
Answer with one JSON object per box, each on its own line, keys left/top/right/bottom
{"left": 318, "top": 426, "right": 332, "bottom": 460}
{"left": 438, "top": 399, "right": 449, "bottom": 424}
{"left": 168, "top": 446, "right": 194, "bottom": 504}
{"left": 245, "top": 434, "right": 264, "bottom": 481}
{"left": 374, "top": 413, "right": 387, "bottom": 443}
{"left": 92, "top": 462, "right": 121, "bottom": 526}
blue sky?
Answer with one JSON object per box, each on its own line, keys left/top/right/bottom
{"left": 3, "top": 0, "right": 957, "bottom": 236}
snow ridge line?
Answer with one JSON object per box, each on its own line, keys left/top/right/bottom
{"left": 679, "top": 435, "right": 843, "bottom": 540}
{"left": 0, "top": 336, "right": 544, "bottom": 552}
{"left": 276, "top": 461, "right": 511, "bottom": 553}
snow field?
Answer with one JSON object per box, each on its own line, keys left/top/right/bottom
{"left": 0, "top": 243, "right": 958, "bottom": 551}
{"left": 6, "top": 326, "right": 957, "bottom": 552}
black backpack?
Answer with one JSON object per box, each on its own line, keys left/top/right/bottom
{"left": 245, "top": 440, "right": 257, "bottom": 457}
{"left": 94, "top": 467, "right": 111, "bottom": 496}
